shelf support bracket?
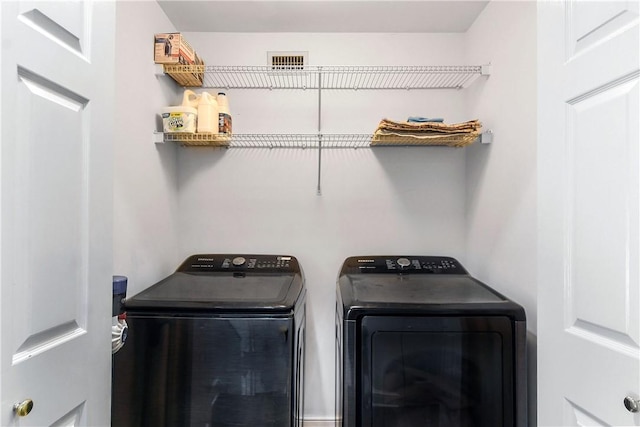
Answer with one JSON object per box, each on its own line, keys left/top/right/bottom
{"left": 154, "top": 64, "right": 165, "bottom": 77}
{"left": 317, "top": 68, "right": 323, "bottom": 196}
{"left": 153, "top": 131, "right": 165, "bottom": 144}
{"left": 480, "top": 130, "right": 493, "bottom": 144}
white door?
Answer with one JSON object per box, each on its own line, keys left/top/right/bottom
{"left": 0, "top": 1, "right": 114, "bottom": 426}
{"left": 538, "top": 0, "right": 640, "bottom": 425}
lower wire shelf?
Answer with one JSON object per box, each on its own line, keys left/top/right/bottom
{"left": 159, "top": 132, "right": 491, "bottom": 148}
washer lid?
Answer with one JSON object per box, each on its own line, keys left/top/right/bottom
{"left": 125, "top": 254, "right": 304, "bottom": 312}
{"left": 126, "top": 272, "right": 302, "bottom": 312}
{"left": 338, "top": 256, "right": 525, "bottom": 320}
{"left": 340, "top": 274, "right": 524, "bottom": 320}
{"left": 345, "top": 274, "right": 503, "bottom": 304}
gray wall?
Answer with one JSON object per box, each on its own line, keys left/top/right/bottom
{"left": 464, "top": 2, "right": 537, "bottom": 425}
{"left": 114, "top": 2, "right": 181, "bottom": 297}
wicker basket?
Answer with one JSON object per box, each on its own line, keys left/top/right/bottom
{"left": 164, "top": 132, "right": 230, "bottom": 147}
{"left": 163, "top": 64, "right": 205, "bottom": 87}
{"left": 371, "top": 131, "right": 480, "bottom": 147}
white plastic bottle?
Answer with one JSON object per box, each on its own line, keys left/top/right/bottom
{"left": 181, "top": 89, "right": 200, "bottom": 108}
{"left": 217, "top": 92, "right": 232, "bottom": 136}
{"left": 196, "top": 92, "right": 219, "bottom": 134}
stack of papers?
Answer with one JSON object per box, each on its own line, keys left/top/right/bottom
{"left": 371, "top": 118, "right": 482, "bottom": 147}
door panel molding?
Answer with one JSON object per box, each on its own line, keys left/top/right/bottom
{"left": 566, "top": 0, "right": 639, "bottom": 60}
{"left": 18, "top": 66, "right": 89, "bottom": 110}
{"left": 18, "top": 9, "right": 83, "bottom": 57}
{"left": 17, "top": 1, "right": 91, "bottom": 61}
{"left": 564, "top": 398, "right": 609, "bottom": 426}
{"left": 562, "top": 75, "right": 639, "bottom": 344}
{"left": 566, "top": 70, "right": 639, "bottom": 105}
{"left": 12, "top": 321, "right": 86, "bottom": 365}
{"left": 566, "top": 320, "right": 639, "bottom": 358}
{"left": 51, "top": 401, "right": 86, "bottom": 427}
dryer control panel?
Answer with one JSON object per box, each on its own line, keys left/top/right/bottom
{"left": 341, "top": 256, "right": 467, "bottom": 275}
{"left": 177, "top": 254, "right": 300, "bottom": 273}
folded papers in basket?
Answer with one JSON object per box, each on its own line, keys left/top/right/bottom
{"left": 371, "top": 118, "right": 482, "bottom": 147}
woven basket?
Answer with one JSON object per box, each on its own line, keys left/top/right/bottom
{"left": 371, "top": 131, "right": 480, "bottom": 147}
{"left": 163, "top": 65, "right": 205, "bottom": 87}
{"left": 164, "top": 132, "right": 230, "bottom": 147}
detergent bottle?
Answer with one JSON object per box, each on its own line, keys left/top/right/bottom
{"left": 197, "top": 92, "right": 219, "bottom": 134}
{"left": 181, "top": 89, "right": 200, "bottom": 108}
{"left": 217, "top": 92, "right": 232, "bottom": 136}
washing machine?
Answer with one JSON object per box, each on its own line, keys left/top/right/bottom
{"left": 335, "top": 256, "right": 526, "bottom": 427}
{"left": 112, "top": 254, "right": 306, "bottom": 427}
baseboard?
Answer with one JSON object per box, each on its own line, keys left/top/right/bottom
{"left": 304, "top": 419, "right": 335, "bottom": 427}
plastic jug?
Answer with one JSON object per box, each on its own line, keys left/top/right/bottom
{"left": 217, "top": 92, "right": 232, "bottom": 136}
{"left": 181, "top": 89, "right": 200, "bottom": 108}
{"left": 197, "top": 92, "right": 219, "bottom": 134}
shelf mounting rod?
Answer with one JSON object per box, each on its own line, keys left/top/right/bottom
{"left": 317, "top": 67, "right": 323, "bottom": 196}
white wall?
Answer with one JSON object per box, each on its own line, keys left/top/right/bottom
{"left": 114, "top": 2, "right": 182, "bottom": 297}
{"left": 463, "top": 1, "right": 537, "bottom": 425}
{"left": 178, "top": 32, "right": 470, "bottom": 419}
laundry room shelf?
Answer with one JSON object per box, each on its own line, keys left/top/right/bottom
{"left": 159, "top": 132, "right": 491, "bottom": 148}
{"left": 156, "top": 63, "right": 492, "bottom": 195}
{"left": 161, "top": 65, "right": 490, "bottom": 90}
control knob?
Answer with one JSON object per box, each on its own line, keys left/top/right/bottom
{"left": 232, "top": 257, "right": 246, "bottom": 266}
{"left": 397, "top": 258, "right": 411, "bottom": 268}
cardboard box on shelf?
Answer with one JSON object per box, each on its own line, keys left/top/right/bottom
{"left": 154, "top": 33, "right": 196, "bottom": 65}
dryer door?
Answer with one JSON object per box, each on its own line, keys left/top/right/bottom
{"left": 360, "top": 316, "right": 515, "bottom": 427}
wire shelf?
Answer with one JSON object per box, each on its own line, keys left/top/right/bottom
{"left": 162, "top": 133, "right": 481, "bottom": 148}
{"left": 229, "top": 134, "right": 375, "bottom": 148}
{"left": 162, "top": 65, "right": 486, "bottom": 90}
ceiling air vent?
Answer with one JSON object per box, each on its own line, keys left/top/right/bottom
{"left": 268, "top": 51, "right": 307, "bottom": 70}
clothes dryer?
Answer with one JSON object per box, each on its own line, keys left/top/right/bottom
{"left": 335, "top": 256, "right": 526, "bottom": 427}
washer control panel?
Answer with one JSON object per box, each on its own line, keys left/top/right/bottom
{"left": 342, "top": 256, "right": 467, "bottom": 275}
{"left": 178, "top": 254, "right": 299, "bottom": 273}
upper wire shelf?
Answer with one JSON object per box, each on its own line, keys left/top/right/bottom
{"left": 162, "top": 65, "right": 489, "bottom": 90}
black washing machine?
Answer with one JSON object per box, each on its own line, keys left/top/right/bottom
{"left": 112, "top": 254, "right": 306, "bottom": 427}
{"left": 335, "top": 256, "right": 526, "bottom": 427}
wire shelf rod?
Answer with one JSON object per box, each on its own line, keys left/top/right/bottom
{"left": 168, "top": 65, "right": 486, "bottom": 90}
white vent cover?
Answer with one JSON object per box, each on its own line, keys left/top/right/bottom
{"left": 268, "top": 51, "right": 307, "bottom": 70}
